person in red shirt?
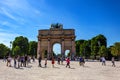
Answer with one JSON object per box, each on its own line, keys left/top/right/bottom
{"left": 66, "top": 57, "right": 70, "bottom": 68}
{"left": 51, "top": 57, "right": 55, "bottom": 68}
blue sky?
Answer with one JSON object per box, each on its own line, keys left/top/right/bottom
{"left": 0, "top": 0, "right": 120, "bottom": 48}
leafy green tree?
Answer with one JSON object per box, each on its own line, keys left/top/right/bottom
{"left": 91, "top": 34, "right": 107, "bottom": 59}
{"left": 13, "top": 46, "right": 21, "bottom": 56}
{"left": 75, "top": 40, "right": 85, "bottom": 56}
{"left": 99, "top": 45, "right": 107, "bottom": 57}
{"left": 80, "top": 44, "right": 84, "bottom": 57}
{"left": 106, "top": 46, "right": 113, "bottom": 60}
{"left": 91, "top": 38, "right": 99, "bottom": 59}
{"left": 12, "top": 36, "right": 29, "bottom": 56}
{"left": 29, "top": 41, "right": 37, "bottom": 57}
{"left": 111, "top": 42, "right": 120, "bottom": 59}
{"left": 0, "top": 43, "right": 10, "bottom": 58}
{"left": 83, "top": 40, "right": 91, "bottom": 58}
{"left": 95, "top": 34, "right": 107, "bottom": 47}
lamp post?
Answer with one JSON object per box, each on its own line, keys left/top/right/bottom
{"left": 10, "top": 41, "right": 12, "bottom": 56}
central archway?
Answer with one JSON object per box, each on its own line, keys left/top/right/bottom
{"left": 53, "top": 43, "right": 61, "bottom": 59}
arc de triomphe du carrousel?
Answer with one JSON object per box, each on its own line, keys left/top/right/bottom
{"left": 37, "top": 23, "right": 76, "bottom": 59}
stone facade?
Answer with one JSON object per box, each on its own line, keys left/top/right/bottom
{"left": 37, "top": 25, "right": 76, "bottom": 59}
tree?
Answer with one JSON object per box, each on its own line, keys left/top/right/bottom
{"left": 91, "top": 38, "right": 99, "bottom": 59}
{"left": 111, "top": 42, "right": 120, "bottom": 60}
{"left": 0, "top": 43, "right": 10, "bottom": 58}
{"left": 75, "top": 40, "right": 85, "bottom": 56}
{"left": 12, "top": 36, "right": 29, "bottom": 56}
{"left": 13, "top": 46, "right": 21, "bottom": 56}
{"left": 95, "top": 34, "right": 107, "bottom": 47}
{"left": 99, "top": 46, "right": 107, "bottom": 57}
{"left": 83, "top": 40, "right": 91, "bottom": 58}
{"left": 91, "top": 34, "right": 107, "bottom": 59}
{"left": 29, "top": 41, "right": 37, "bottom": 57}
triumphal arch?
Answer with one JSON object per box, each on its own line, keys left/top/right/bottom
{"left": 37, "top": 23, "right": 76, "bottom": 59}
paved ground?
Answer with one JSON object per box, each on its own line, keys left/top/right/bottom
{"left": 0, "top": 59, "right": 120, "bottom": 80}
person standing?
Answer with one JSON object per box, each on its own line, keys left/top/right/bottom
{"left": 24, "top": 55, "right": 28, "bottom": 67}
{"left": 17, "top": 55, "right": 21, "bottom": 68}
{"left": 38, "top": 56, "right": 42, "bottom": 67}
{"left": 57, "top": 57, "right": 61, "bottom": 65}
{"left": 14, "top": 56, "right": 17, "bottom": 68}
{"left": 44, "top": 58, "right": 47, "bottom": 67}
{"left": 3, "top": 56, "right": 6, "bottom": 62}
{"left": 111, "top": 57, "right": 115, "bottom": 67}
{"left": 61, "top": 57, "right": 64, "bottom": 65}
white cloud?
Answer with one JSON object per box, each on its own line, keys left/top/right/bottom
{"left": 0, "top": 7, "right": 17, "bottom": 21}
{"left": 0, "top": 32, "right": 20, "bottom": 47}
{"left": 0, "top": 21, "right": 19, "bottom": 28}
{"left": 0, "top": 0, "right": 41, "bottom": 24}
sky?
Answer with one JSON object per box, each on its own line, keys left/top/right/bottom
{"left": 0, "top": 0, "right": 120, "bottom": 48}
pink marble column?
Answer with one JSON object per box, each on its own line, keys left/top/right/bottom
{"left": 37, "top": 40, "right": 41, "bottom": 58}
{"left": 61, "top": 38, "right": 64, "bottom": 57}
{"left": 72, "top": 39, "right": 75, "bottom": 59}
{"left": 47, "top": 38, "right": 50, "bottom": 58}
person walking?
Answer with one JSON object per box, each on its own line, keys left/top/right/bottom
{"left": 79, "top": 57, "right": 85, "bottom": 66}
{"left": 79, "top": 57, "right": 83, "bottom": 66}
{"left": 51, "top": 57, "right": 55, "bottom": 68}
{"left": 101, "top": 57, "right": 106, "bottom": 66}
{"left": 111, "top": 57, "right": 115, "bottom": 67}
{"left": 66, "top": 57, "right": 70, "bottom": 68}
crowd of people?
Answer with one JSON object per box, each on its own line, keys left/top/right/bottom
{"left": 4, "top": 55, "right": 35, "bottom": 68}
{"left": 2, "top": 55, "right": 116, "bottom": 69}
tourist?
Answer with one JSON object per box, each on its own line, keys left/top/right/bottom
{"left": 14, "top": 56, "right": 17, "bottom": 68}
{"left": 44, "top": 58, "right": 47, "bottom": 67}
{"left": 3, "top": 56, "right": 6, "bottom": 62}
{"left": 20, "top": 56, "right": 24, "bottom": 67}
{"left": 101, "top": 57, "right": 106, "bottom": 66}
{"left": 6, "top": 56, "right": 12, "bottom": 67}
{"left": 24, "top": 55, "right": 28, "bottom": 67}
{"left": 57, "top": 57, "right": 61, "bottom": 65}
{"left": 17, "top": 55, "right": 21, "bottom": 68}
{"left": 111, "top": 57, "right": 115, "bottom": 67}
{"left": 32, "top": 56, "right": 35, "bottom": 62}
{"left": 51, "top": 57, "right": 55, "bottom": 68}
{"left": 66, "top": 57, "right": 70, "bottom": 68}
{"left": 38, "top": 56, "right": 42, "bottom": 67}
{"left": 61, "top": 57, "right": 64, "bottom": 65}
{"left": 79, "top": 57, "right": 83, "bottom": 66}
